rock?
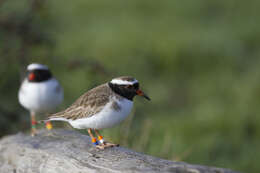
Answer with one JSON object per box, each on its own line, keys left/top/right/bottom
{"left": 0, "top": 129, "right": 240, "bottom": 173}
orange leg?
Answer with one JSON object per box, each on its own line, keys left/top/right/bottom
{"left": 87, "top": 129, "right": 98, "bottom": 146}
{"left": 94, "top": 130, "right": 105, "bottom": 144}
{"left": 45, "top": 121, "right": 53, "bottom": 130}
{"left": 30, "top": 111, "right": 37, "bottom": 136}
{"left": 94, "top": 129, "right": 119, "bottom": 149}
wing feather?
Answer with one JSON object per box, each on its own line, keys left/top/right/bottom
{"left": 49, "top": 83, "right": 112, "bottom": 120}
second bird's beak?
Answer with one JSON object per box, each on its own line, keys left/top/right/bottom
{"left": 136, "top": 89, "right": 151, "bottom": 101}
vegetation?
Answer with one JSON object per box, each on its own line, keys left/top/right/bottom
{"left": 0, "top": 0, "right": 259, "bottom": 172}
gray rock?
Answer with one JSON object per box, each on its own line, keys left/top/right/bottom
{"left": 0, "top": 129, "right": 240, "bottom": 173}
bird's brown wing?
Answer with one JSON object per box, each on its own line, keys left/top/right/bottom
{"left": 49, "top": 83, "right": 112, "bottom": 120}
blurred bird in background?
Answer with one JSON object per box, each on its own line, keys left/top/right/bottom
{"left": 18, "top": 63, "right": 64, "bottom": 136}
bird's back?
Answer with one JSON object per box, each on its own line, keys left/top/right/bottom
{"left": 49, "top": 83, "right": 114, "bottom": 120}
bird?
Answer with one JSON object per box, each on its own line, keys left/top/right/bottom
{"left": 46, "top": 76, "right": 150, "bottom": 149}
{"left": 18, "top": 63, "right": 64, "bottom": 136}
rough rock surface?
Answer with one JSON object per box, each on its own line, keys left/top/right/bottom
{"left": 0, "top": 129, "right": 240, "bottom": 173}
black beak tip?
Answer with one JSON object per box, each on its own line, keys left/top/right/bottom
{"left": 144, "top": 95, "right": 151, "bottom": 101}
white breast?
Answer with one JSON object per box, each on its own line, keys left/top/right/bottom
{"left": 18, "top": 78, "right": 63, "bottom": 113}
{"left": 69, "top": 97, "right": 133, "bottom": 129}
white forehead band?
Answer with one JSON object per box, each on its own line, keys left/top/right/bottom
{"left": 110, "top": 79, "right": 138, "bottom": 85}
{"left": 27, "top": 63, "right": 49, "bottom": 71}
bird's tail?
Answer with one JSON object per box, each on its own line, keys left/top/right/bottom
{"left": 37, "top": 119, "right": 49, "bottom": 124}
{"left": 37, "top": 112, "right": 53, "bottom": 124}
{"left": 37, "top": 110, "right": 70, "bottom": 125}
{"left": 38, "top": 117, "right": 69, "bottom": 124}
{"left": 39, "top": 117, "right": 70, "bottom": 123}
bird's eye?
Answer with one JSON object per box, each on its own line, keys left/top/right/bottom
{"left": 126, "top": 85, "right": 133, "bottom": 89}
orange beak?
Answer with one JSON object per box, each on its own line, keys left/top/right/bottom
{"left": 136, "top": 89, "right": 151, "bottom": 101}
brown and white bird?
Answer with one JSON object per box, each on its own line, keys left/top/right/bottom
{"left": 18, "top": 63, "right": 64, "bottom": 136}
{"left": 47, "top": 76, "right": 150, "bottom": 149}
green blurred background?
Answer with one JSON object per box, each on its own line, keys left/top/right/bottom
{"left": 0, "top": 0, "right": 259, "bottom": 172}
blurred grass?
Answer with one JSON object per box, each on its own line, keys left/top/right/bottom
{"left": 0, "top": 0, "right": 260, "bottom": 172}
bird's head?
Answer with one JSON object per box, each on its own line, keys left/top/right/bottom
{"left": 108, "top": 76, "right": 150, "bottom": 101}
{"left": 26, "top": 63, "right": 52, "bottom": 82}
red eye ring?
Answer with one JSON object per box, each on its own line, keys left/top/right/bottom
{"left": 28, "top": 73, "right": 35, "bottom": 81}
{"left": 126, "top": 85, "right": 133, "bottom": 89}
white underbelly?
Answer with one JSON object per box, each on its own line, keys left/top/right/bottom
{"left": 18, "top": 78, "right": 63, "bottom": 113}
{"left": 70, "top": 99, "right": 133, "bottom": 129}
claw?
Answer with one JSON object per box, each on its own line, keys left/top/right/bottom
{"left": 95, "top": 142, "right": 119, "bottom": 149}
{"left": 31, "top": 128, "right": 37, "bottom": 137}
{"left": 103, "top": 142, "right": 119, "bottom": 147}
{"left": 96, "top": 145, "right": 105, "bottom": 150}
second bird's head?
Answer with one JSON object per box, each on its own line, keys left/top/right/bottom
{"left": 108, "top": 76, "right": 151, "bottom": 101}
{"left": 26, "top": 63, "right": 52, "bottom": 82}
